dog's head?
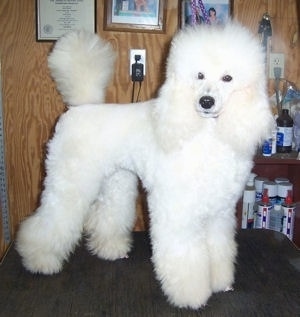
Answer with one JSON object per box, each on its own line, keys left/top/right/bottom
{"left": 154, "top": 22, "right": 273, "bottom": 152}
{"left": 165, "top": 22, "right": 266, "bottom": 118}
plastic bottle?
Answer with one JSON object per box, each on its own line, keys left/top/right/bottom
{"left": 276, "top": 109, "right": 294, "bottom": 153}
{"left": 254, "top": 177, "right": 268, "bottom": 202}
{"left": 274, "top": 177, "right": 289, "bottom": 184}
{"left": 271, "top": 126, "right": 277, "bottom": 155}
{"left": 262, "top": 119, "right": 277, "bottom": 156}
{"left": 262, "top": 181, "right": 277, "bottom": 206}
{"left": 254, "top": 188, "right": 272, "bottom": 229}
{"left": 281, "top": 190, "right": 296, "bottom": 240}
{"left": 262, "top": 139, "right": 272, "bottom": 156}
{"left": 242, "top": 173, "right": 256, "bottom": 229}
{"left": 268, "top": 204, "right": 283, "bottom": 232}
{"left": 277, "top": 182, "right": 293, "bottom": 204}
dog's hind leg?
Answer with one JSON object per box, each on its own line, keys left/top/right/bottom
{"left": 15, "top": 133, "right": 110, "bottom": 274}
{"left": 15, "top": 166, "right": 103, "bottom": 274}
{"left": 15, "top": 185, "right": 99, "bottom": 274}
{"left": 85, "top": 169, "right": 138, "bottom": 260}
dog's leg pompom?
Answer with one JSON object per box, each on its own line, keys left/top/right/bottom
{"left": 151, "top": 226, "right": 212, "bottom": 309}
{"left": 85, "top": 170, "right": 138, "bottom": 260}
{"left": 15, "top": 180, "right": 93, "bottom": 274}
{"left": 16, "top": 210, "right": 80, "bottom": 274}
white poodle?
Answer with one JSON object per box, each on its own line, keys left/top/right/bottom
{"left": 16, "top": 22, "right": 273, "bottom": 309}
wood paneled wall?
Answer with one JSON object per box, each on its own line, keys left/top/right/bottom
{"left": 234, "top": 0, "right": 300, "bottom": 95}
{"left": 0, "top": 1, "right": 299, "bottom": 258}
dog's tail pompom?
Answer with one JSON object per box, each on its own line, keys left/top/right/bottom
{"left": 48, "top": 30, "right": 116, "bottom": 106}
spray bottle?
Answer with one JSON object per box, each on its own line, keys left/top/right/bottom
{"left": 254, "top": 188, "right": 272, "bottom": 229}
{"left": 242, "top": 173, "right": 256, "bottom": 229}
{"left": 281, "top": 190, "right": 296, "bottom": 240}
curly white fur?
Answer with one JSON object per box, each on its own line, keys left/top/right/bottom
{"left": 48, "top": 30, "right": 116, "bottom": 106}
{"left": 16, "top": 24, "right": 273, "bottom": 309}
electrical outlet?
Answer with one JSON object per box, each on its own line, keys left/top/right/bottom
{"left": 269, "top": 53, "right": 285, "bottom": 79}
{"left": 129, "top": 49, "right": 146, "bottom": 76}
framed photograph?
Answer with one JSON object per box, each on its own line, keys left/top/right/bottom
{"left": 104, "top": 0, "right": 166, "bottom": 33}
{"left": 36, "top": 0, "right": 96, "bottom": 41}
{"left": 180, "top": 0, "right": 232, "bottom": 28}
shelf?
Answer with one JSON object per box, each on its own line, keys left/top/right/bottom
{"left": 254, "top": 151, "right": 300, "bottom": 165}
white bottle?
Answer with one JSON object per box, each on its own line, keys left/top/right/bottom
{"left": 274, "top": 177, "right": 289, "bottom": 184}
{"left": 277, "top": 182, "right": 293, "bottom": 204}
{"left": 254, "top": 177, "right": 268, "bottom": 202}
{"left": 263, "top": 181, "right": 277, "bottom": 206}
{"left": 268, "top": 204, "right": 283, "bottom": 232}
{"left": 242, "top": 173, "right": 256, "bottom": 229}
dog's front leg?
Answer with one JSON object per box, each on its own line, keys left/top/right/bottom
{"left": 206, "top": 213, "right": 237, "bottom": 293}
{"left": 150, "top": 221, "right": 213, "bottom": 309}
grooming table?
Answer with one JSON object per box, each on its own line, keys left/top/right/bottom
{"left": 0, "top": 230, "right": 299, "bottom": 316}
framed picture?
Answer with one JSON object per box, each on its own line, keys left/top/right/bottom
{"left": 180, "top": 0, "right": 232, "bottom": 28}
{"left": 104, "top": 0, "right": 166, "bottom": 33}
{"left": 36, "top": 0, "right": 96, "bottom": 41}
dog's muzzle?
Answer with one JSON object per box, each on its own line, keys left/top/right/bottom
{"left": 197, "top": 95, "right": 219, "bottom": 118}
{"left": 199, "top": 96, "right": 215, "bottom": 109}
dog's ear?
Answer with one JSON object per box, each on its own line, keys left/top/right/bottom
{"left": 216, "top": 85, "right": 274, "bottom": 155}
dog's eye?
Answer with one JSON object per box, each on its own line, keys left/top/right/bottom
{"left": 222, "top": 75, "right": 232, "bottom": 82}
{"left": 197, "top": 72, "right": 205, "bottom": 80}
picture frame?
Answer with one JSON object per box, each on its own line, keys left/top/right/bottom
{"left": 104, "top": 0, "right": 166, "bottom": 33}
{"left": 36, "top": 0, "right": 96, "bottom": 41}
{"left": 180, "top": 0, "right": 232, "bottom": 28}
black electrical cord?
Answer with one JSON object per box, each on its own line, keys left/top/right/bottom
{"left": 131, "top": 80, "right": 143, "bottom": 103}
{"left": 136, "top": 81, "right": 142, "bottom": 102}
{"left": 131, "top": 81, "right": 136, "bottom": 103}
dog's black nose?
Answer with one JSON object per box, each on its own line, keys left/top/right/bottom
{"left": 199, "top": 96, "right": 215, "bottom": 109}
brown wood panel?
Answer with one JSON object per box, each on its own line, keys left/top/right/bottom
{"left": 0, "top": 0, "right": 299, "bottom": 257}
{"left": 267, "top": 0, "right": 299, "bottom": 93}
{"left": 233, "top": 0, "right": 268, "bottom": 31}
{"left": 97, "top": 1, "right": 178, "bottom": 103}
{"left": 0, "top": 1, "right": 65, "bottom": 258}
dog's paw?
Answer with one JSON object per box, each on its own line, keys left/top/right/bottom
{"left": 224, "top": 286, "right": 234, "bottom": 292}
{"left": 211, "top": 277, "right": 235, "bottom": 294}
{"left": 87, "top": 235, "right": 132, "bottom": 261}
{"left": 20, "top": 252, "right": 64, "bottom": 274}
{"left": 161, "top": 276, "right": 212, "bottom": 310}
{"left": 209, "top": 257, "right": 235, "bottom": 294}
